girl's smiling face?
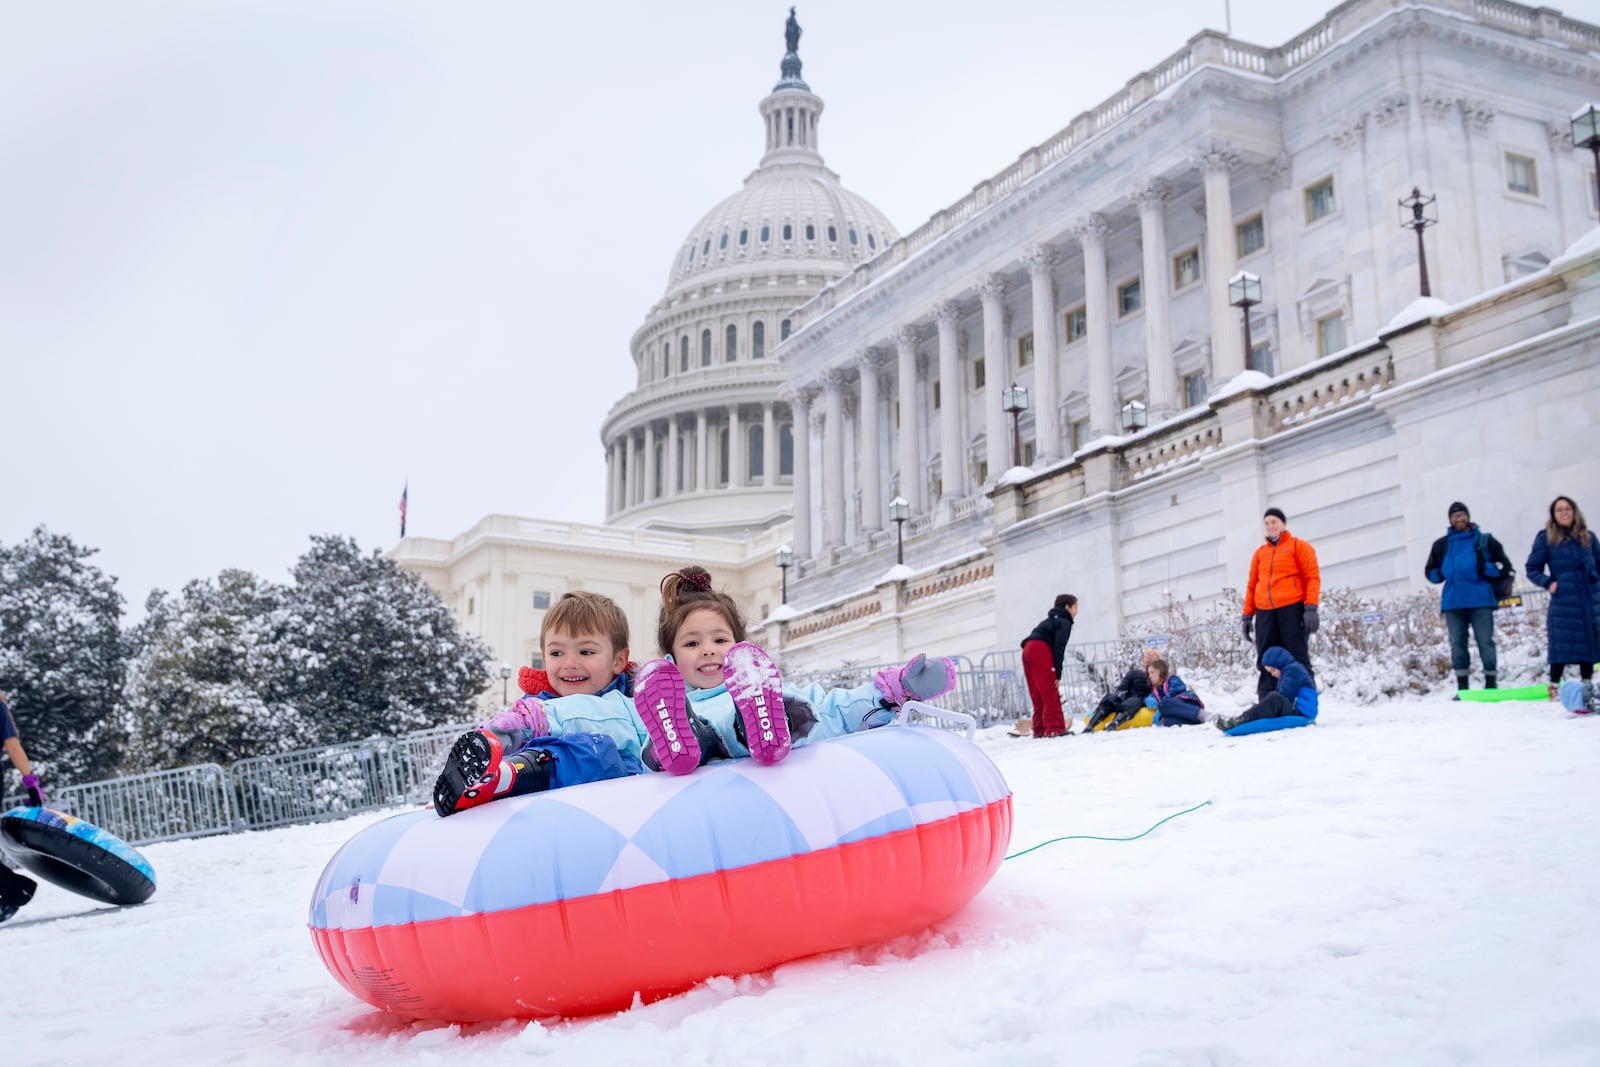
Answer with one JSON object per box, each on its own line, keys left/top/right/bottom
{"left": 672, "top": 607, "right": 737, "bottom": 689}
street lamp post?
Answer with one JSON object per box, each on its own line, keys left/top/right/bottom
{"left": 888, "top": 496, "right": 910, "bottom": 565}
{"left": 775, "top": 544, "right": 794, "bottom": 604}
{"left": 1398, "top": 187, "right": 1438, "bottom": 298}
{"left": 499, "top": 663, "right": 512, "bottom": 705}
{"left": 1573, "top": 103, "right": 1600, "bottom": 218}
{"left": 1001, "top": 383, "right": 1030, "bottom": 467}
{"left": 1120, "top": 398, "right": 1148, "bottom": 433}
{"left": 1227, "top": 270, "right": 1263, "bottom": 371}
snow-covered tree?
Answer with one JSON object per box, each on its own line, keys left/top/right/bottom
{"left": 279, "top": 535, "right": 490, "bottom": 746}
{"left": 120, "top": 569, "right": 310, "bottom": 771}
{"left": 0, "top": 526, "right": 128, "bottom": 787}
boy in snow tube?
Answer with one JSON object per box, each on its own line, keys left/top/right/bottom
{"left": 1213, "top": 646, "right": 1318, "bottom": 735}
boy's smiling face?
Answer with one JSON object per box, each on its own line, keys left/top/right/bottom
{"left": 542, "top": 628, "right": 628, "bottom": 697}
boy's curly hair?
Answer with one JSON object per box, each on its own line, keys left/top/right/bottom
{"left": 542, "top": 591, "right": 629, "bottom": 653}
{"left": 657, "top": 566, "right": 747, "bottom": 655}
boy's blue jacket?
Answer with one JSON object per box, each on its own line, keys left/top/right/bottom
{"left": 533, "top": 672, "right": 652, "bottom": 765}
{"left": 1263, "top": 646, "right": 1319, "bottom": 719}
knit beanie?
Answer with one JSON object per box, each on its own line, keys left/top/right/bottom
{"left": 1448, "top": 501, "right": 1470, "bottom": 519}
{"left": 1263, "top": 507, "right": 1287, "bottom": 523}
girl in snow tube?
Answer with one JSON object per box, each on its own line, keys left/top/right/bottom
{"left": 309, "top": 706, "right": 1012, "bottom": 1022}
{"left": 0, "top": 807, "right": 156, "bottom": 906}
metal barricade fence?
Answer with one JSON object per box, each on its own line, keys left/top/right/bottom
{"left": 231, "top": 737, "right": 404, "bottom": 832}
{"left": 1, "top": 764, "right": 238, "bottom": 846}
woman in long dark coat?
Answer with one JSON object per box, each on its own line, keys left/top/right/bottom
{"left": 1525, "top": 495, "right": 1600, "bottom": 696}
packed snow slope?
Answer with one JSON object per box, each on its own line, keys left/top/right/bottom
{"left": 7, "top": 691, "right": 1598, "bottom": 1067}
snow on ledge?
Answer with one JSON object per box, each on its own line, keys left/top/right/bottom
{"left": 996, "top": 465, "right": 1034, "bottom": 486}
{"left": 1385, "top": 296, "right": 1452, "bottom": 331}
{"left": 877, "top": 563, "right": 916, "bottom": 584}
{"left": 1209, "top": 369, "right": 1275, "bottom": 402}
{"left": 762, "top": 603, "right": 799, "bottom": 625}
{"left": 1550, "top": 225, "right": 1600, "bottom": 274}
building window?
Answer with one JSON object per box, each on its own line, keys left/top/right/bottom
{"left": 680, "top": 336, "right": 689, "bottom": 372}
{"left": 1504, "top": 152, "right": 1539, "bottom": 197}
{"left": 1023, "top": 440, "right": 1037, "bottom": 465}
{"left": 528, "top": 653, "right": 544, "bottom": 669}
{"left": 1183, "top": 371, "right": 1207, "bottom": 408}
{"left": 702, "top": 239, "right": 710, "bottom": 256}
{"left": 974, "top": 357, "right": 986, "bottom": 389}
{"left": 738, "top": 228, "right": 748, "bottom": 246}
{"left": 782, "top": 223, "right": 793, "bottom": 241}
{"left": 1236, "top": 213, "right": 1265, "bottom": 257}
{"left": 781, "top": 318, "right": 792, "bottom": 340}
{"left": 1172, "top": 247, "right": 1201, "bottom": 290}
{"left": 748, "top": 425, "right": 764, "bottom": 479}
{"left": 1117, "top": 278, "right": 1143, "bottom": 317}
{"left": 726, "top": 324, "right": 738, "bottom": 362}
{"left": 701, "top": 329, "right": 712, "bottom": 366}
{"left": 1064, "top": 305, "right": 1087, "bottom": 343}
{"left": 718, "top": 427, "right": 730, "bottom": 486}
{"left": 1251, "top": 340, "right": 1276, "bottom": 377}
{"left": 848, "top": 228, "right": 858, "bottom": 245}
{"left": 467, "top": 596, "right": 475, "bottom": 616}
{"left": 868, "top": 233, "right": 877, "bottom": 250}
{"left": 779, "top": 423, "right": 794, "bottom": 477}
{"left": 760, "top": 224, "right": 770, "bottom": 242}
{"left": 1316, "top": 313, "right": 1347, "bottom": 357}
{"left": 805, "top": 223, "right": 816, "bottom": 241}
{"left": 753, "top": 321, "right": 766, "bottom": 359}
{"left": 1017, "top": 332, "right": 1034, "bottom": 368}
{"left": 532, "top": 591, "right": 551, "bottom": 611}
{"left": 1305, "top": 177, "right": 1337, "bottom": 223}
{"left": 933, "top": 380, "right": 941, "bottom": 409}
{"left": 719, "top": 232, "right": 728, "bottom": 250}
{"left": 976, "top": 459, "right": 989, "bottom": 485}
{"left": 827, "top": 224, "right": 838, "bottom": 243}
{"left": 1070, "top": 418, "right": 1089, "bottom": 452}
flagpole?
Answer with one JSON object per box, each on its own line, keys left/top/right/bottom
{"left": 400, "top": 479, "right": 409, "bottom": 539}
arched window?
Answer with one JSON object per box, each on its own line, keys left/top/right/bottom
{"left": 782, "top": 223, "right": 793, "bottom": 241}
{"left": 779, "top": 422, "right": 794, "bottom": 477}
{"left": 781, "top": 318, "right": 792, "bottom": 341}
{"left": 719, "top": 232, "right": 728, "bottom": 250}
{"left": 701, "top": 329, "right": 712, "bottom": 366}
{"left": 748, "top": 424, "right": 765, "bottom": 479}
{"left": 848, "top": 228, "right": 858, "bottom": 245}
{"left": 725, "top": 324, "right": 737, "bottom": 362}
{"left": 718, "top": 426, "right": 730, "bottom": 486}
{"left": 760, "top": 224, "right": 770, "bottom": 242}
{"left": 753, "top": 321, "right": 766, "bottom": 360}
{"left": 680, "top": 335, "right": 689, "bottom": 372}
{"left": 702, "top": 239, "right": 710, "bottom": 256}
{"left": 738, "top": 228, "right": 748, "bottom": 246}
{"left": 662, "top": 342, "right": 671, "bottom": 378}
{"left": 868, "top": 232, "right": 876, "bottom": 250}
{"left": 805, "top": 223, "right": 816, "bottom": 241}
{"left": 827, "top": 224, "right": 838, "bottom": 243}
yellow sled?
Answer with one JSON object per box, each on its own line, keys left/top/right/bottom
{"left": 1085, "top": 708, "right": 1156, "bottom": 732}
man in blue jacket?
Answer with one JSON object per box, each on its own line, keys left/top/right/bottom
{"left": 1424, "top": 501, "right": 1514, "bottom": 698}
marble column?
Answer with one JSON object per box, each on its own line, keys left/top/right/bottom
{"left": 642, "top": 421, "right": 657, "bottom": 501}
{"left": 1023, "top": 246, "right": 1061, "bottom": 459}
{"left": 789, "top": 387, "right": 814, "bottom": 558}
{"left": 1263, "top": 153, "right": 1302, "bottom": 372}
{"left": 762, "top": 402, "right": 778, "bottom": 486}
{"left": 856, "top": 350, "right": 883, "bottom": 528}
{"left": 728, "top": 404, "right": 744, "bottom": 488}
{"left": 1133, "top": 180, "right": 1177, "bottom": 419}
{"left": 979, "top": 274, "right": 1009, "bottom": 477}
{"left": 624, "top": 431, "right": 639, "bottom": 507}
{"left": 1198, "top": 143, "right": 1243, "bottom": 382}
{"left": 665, "top": 416, "right": 679, "bottom": 496}
{"left": 823, "top": 371, "right": 847, "bottom": 546}
{"left": 895, "top": 326, "right": 923, "bottom": 512}
{"left": 695, "top": 410, "right": 708, "bottom": 492}
{"left": 1073, "top": 216, "right": 1117, "bottom": 438}
{"left": 605, "top": 440, "right": 618, "bottom": 516}
{"left": 935, "top": 301, "right": 966, "bottom": 499}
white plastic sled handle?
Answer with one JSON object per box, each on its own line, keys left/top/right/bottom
{"left": 896, "top": 701, "right": 977, "bottom": 740}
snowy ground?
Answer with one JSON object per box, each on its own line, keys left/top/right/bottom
{"left": 7, "top": 690, "right": 1599, "bottom": 1067}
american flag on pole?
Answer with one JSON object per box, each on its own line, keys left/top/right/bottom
{"left": 399, "top": 480, "right": 408, "bottom": 538}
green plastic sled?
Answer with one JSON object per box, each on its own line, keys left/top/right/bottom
{"left": 1457, "top": 685, "right": 1550, "bottom": 702}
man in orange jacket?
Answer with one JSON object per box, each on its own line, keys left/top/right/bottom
{"left": 1242, "top": 507, "right": 1321, "bottom": 698}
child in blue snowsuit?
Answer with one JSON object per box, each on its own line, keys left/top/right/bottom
{"left": 1214, "top": 646, "right": 1319, "bottom": 731}
{"left": 634, "top": 566, "right": 958, "bottom": 775}
{"left": 1143, "top": 658, "right": 1206, "bottom": 726}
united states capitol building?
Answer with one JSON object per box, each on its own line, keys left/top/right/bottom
{"left": 395, "top": 0, "right": 1600, "bottom": 697}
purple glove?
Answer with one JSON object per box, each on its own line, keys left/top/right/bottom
{"left": 488, "top": 697, "right": 549, "bottom": 749}
{"left": 874, "top": 654, "right": 958, "bottom": 707}
{"left": 21, "top": 773, "right": 43, "bottom": 807}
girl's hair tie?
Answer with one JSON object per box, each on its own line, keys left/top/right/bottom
{"left": 679, "top": 571, "right": 711, "bottom": 592}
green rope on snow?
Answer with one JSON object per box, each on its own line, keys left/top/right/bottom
{"left": 1003, "top": 800, "right": 1213, "bottom": 860}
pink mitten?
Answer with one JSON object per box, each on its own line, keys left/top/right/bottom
{"left": 489, "top": 696, "right": 549, "bottom": 746}
{"left": 873, "top": 654, "right": 957, "bottom": 707}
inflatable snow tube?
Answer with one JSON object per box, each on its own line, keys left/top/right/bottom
{"left": 0, "top": 807, "right": 157, "bottom": 906}
{"left": 1086, "top": 708, "right": 1155, "bottom": 732}
{"left": 309, "top": 723, "right": 1012, "bottom": 1022}
{"left": 1224, "top": 715, "right": 1314, "bottom": 737}
{"left": 1457, "top": 685, "right": 1551, "bottom": 703}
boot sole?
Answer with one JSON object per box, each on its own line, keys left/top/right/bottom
{"left": 635, "top": 660, "right": 701, "bottom": 775}
{"left": 433, "top": 730, "right": 502, "bottom": 817}
{"left": 724, "top": 642, "right": 791, "bottom": 765}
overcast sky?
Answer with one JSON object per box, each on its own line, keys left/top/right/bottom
{"left": 8, "top": 0, "right": 1587, "bottom": 616}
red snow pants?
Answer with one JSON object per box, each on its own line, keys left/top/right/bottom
{"left": 1022, "top": 639, "right": 1067, "bottom": 736}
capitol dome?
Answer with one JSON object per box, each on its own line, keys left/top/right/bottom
{"left": 600, "top": 12, "right": 898, "bottom": 537}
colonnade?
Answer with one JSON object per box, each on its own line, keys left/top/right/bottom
{"left": 607, "top": 401, "right": 788, "bottom": 515}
